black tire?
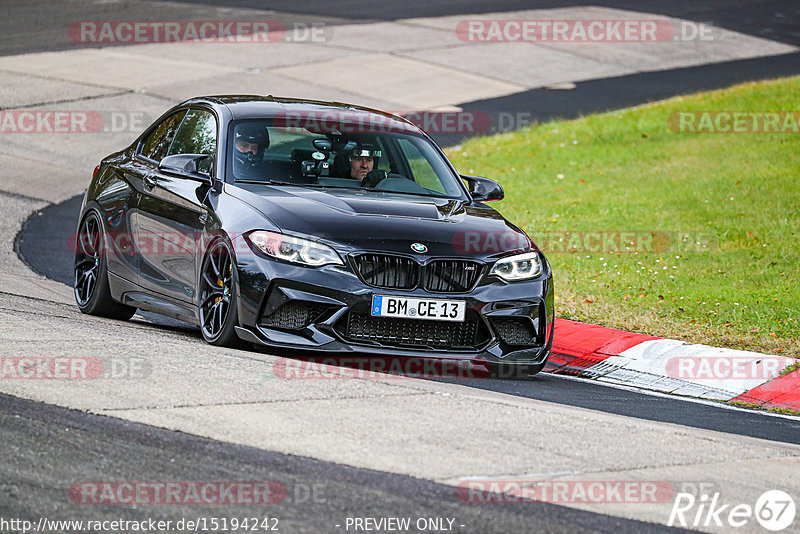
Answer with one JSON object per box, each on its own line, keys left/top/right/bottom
{"left": 488, "top": 361, "right": 545, "bottom": 380}
{"left": 74, "top": 210, "right": 136, "bottom": 320}
{"left": 198, "top": 237, "right": 244, "bottom": 348}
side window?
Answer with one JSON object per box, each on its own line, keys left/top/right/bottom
{"left": 167, "top": 109, "right": 217, "bottom": 174}
{"left": 140, "top": 110, "right": 187, "bottom": 162}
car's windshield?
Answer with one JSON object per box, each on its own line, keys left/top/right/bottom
{"left": 227, "top": 116, "right": 465, "bottom": 198}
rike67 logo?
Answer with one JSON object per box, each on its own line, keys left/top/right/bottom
{"left": 669, "top": 489, "right": 795, "bottom": 531}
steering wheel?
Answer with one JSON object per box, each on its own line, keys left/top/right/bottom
{"left": 361, "top": 169, "right": 388, "bottom": 188}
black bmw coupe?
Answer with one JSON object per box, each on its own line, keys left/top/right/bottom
{"left": 75, "top": 96, "right": 553, "bottom": 376}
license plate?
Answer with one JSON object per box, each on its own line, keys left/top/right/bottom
{"left": 371, "top": 295, "right": 466, "bottom": 322}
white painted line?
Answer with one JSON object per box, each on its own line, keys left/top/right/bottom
{"left": 547, "top": 373, "right": 800, "bottom": 421}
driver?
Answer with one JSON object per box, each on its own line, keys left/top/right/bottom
{"left": 337, "top": 143, "right": 388, "bottom": 187}
{"left": 233, "top": 123, "right": 270, "bottom": 179}
{"left": 348, "top": 144, "right": 379, "bottom": 180}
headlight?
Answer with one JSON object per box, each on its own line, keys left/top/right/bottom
{"left": 246, "top": 231, "right": 343, "bottom": 267}
{"left": 489, "top": 252, "right": 542, "bottom": 281}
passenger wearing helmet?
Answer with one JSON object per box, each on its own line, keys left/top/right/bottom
{"left": 233, "top": 123, "right": 270, "bottom": 179}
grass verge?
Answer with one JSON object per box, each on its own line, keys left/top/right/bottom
{"left": 447, "top": 76, "right": 800, "bottom": 358}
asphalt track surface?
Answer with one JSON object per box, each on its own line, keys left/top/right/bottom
{"left": 2, "top": 1, "right": 800, "bottom": 55}
{"left": 3, "top": 2, "right": 800, "bottom": 147}
{"left": 6, "top": 1, "right": 800, "bottom": 532}
{"left": 16, "top": 195, "right": 800, "bottom": 445}
{"left": 1, "top": 393, "right": 685, "bottom": 534}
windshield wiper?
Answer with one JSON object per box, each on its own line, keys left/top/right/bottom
{"left": 236, "top": 179, "right": 361, "bottom": 189}
{"left": 235, "top": 180, "right": 458, "bottom": 198}
{"left": 235, "top": 179, "right": 321, "bottom": 188}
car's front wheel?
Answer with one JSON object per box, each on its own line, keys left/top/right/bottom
{"left": 74, "top": 210, "right": 136, "bottom": 320}
{"left": 199, "top": 237, "right": 244, "bottom": 347}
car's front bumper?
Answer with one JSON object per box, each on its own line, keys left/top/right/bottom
{"left": 233, "top": 251, "right": 553, "bottom": 366}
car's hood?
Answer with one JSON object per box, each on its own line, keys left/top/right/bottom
{"left": 229, "top": 184, "right": 532, "bottom": 258}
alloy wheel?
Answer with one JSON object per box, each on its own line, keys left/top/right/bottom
{"left": 199, "top": 240, "right": 233, "bottom": 341}
{"left": 74, "top": 213, "right": 102, "bottom": 307}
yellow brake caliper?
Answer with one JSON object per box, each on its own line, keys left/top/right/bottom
{"left": 214, "top": 264, "right": 231, "bottom": 304}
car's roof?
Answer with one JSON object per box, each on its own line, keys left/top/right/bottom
{"left": 179, "top": 95, "right": 423, "bottom": 136}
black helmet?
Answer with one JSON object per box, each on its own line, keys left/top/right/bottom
{"left": 233, "top": 123, "right": 270, "bottom": 170}
{"left": 235, "top": 122, "right": 270, "bottom": 148}
{"left": 349, "top": 143, "right": 381, "bottom": 161}
{"left": 333, "top": 140, "right": 382, "bottom": 178}
{"left": 346, "top": 143, "right": 381, "bottom": 173}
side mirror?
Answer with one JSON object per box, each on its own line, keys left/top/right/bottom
{"left": 461, "top": 174, "right": 504, "bottom": 202}
{"left": 159, "top": 154, "right": 213, "bottom": 185}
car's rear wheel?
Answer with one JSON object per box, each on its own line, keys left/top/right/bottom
{"left": 74, "top": 211, "right": 136, "bottom": 320}
{"left": 199, "top": 238, "right": 243, "bottom": 347}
